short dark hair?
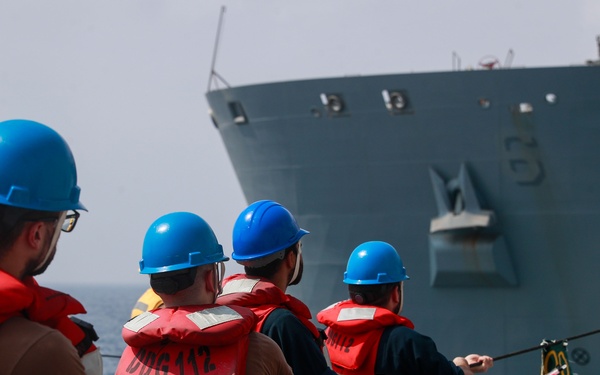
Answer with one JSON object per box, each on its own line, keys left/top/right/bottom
{"left": 150, "top": 266, "right": 200, "bottom": 295}
{"left": 0, "top": 204, "right": 59, "bottom": 256}
{"left": 244, "top": 243, "right": 298, "bottom": 279}
{"left": 348, "top": 282, "right": 399, "bottom": 307}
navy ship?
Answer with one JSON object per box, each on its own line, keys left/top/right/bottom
{"left": 205, "top": 39, "right": 600, "bottom": 373}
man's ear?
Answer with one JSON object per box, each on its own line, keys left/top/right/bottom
{"left": 25, "top": 222, "right": 45, "bottom": 249}
{"left": 391, "top": 284, "right": 401, "bottom": 304}
{"left": 285, "top": 249, "right": 296, "bottom": 269}
{"left": 204, "top": 267, "right": 217, "bottom": 294}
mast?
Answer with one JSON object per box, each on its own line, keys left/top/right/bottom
{"left": 207, "top": 6, "right": 229, "bottom": 92}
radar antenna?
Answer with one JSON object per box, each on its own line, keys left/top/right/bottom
{"left": 478, "top": 55, "right": 500, "bottom": 70}
{"left": 585, "top": 35, "right": 600, "bottom": 65}
{"left": 207, "top": 6, "right": 231, "bottom": 92}
{"left": 452, "top": 51, "right": 461, "bottom": 71}
{"left": 504, "top": 49, "right": 514, "bottom": 68}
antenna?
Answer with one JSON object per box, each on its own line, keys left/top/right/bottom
{"left": 585, "top": 35, "right": 600, "bottom": 65}
{"left": 452, "top": 51, "right": 461, "bottom": 71}
{"left": 207, "top": 6, "right": 229, "bottom": 92}
{"left": 504, "top": 49, "right": 514, "bottom": 68}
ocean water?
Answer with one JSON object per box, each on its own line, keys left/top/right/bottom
{"left": 48, "top": 283, "right": 148, "bottom": 375}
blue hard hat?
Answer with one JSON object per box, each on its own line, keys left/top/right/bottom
{"left": 343, "top": 241, "right": 409, "bottom": 285}
{"left": 0, "top": 119, "right": 85, "bottom": 211}
{"left": 139, "top": 212, "right": 229, "bottom": 274}
{"left": 232, "top": 200, "right": 309, "bottom": 263}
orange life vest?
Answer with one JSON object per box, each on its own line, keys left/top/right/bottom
{"left": 317, "top": 299, "right": 414, "bottom": 375}
{"left": 116, "top": 304, "right": 255, "bottom": 375}
{"left": 0, "top": 271, "right": 98, "bottom": 356}
{"left": 217, "top": 273, "right": 321, "bottom": 341}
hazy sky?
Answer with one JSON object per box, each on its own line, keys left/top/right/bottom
{"left": 1, "top": 1, "right": 598, "bottom": 286}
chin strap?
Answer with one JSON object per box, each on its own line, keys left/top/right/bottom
{"left": 33, "top": 211, "right": 66, "bottom": 272}
{"left": 288, "top": 247, "right": 302, "bottom": 285}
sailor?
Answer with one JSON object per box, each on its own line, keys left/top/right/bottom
{"left": 317, "top": 241, "right": 494, "bottom": 375}
{"left": 216, "top": 200, "right": 337, "bottom": 375}
{"left": 0, "top": 119, "right": 102, "bottom": 375}
{"left": 115, "top": 211, "right": 291, "bottom": 375}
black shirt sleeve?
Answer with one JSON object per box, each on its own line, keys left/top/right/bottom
{"left": 375, "top": 325, "right": 465, "bottom": 375}
{"left": 261, "top": 308, "right": 336, "bottom": 375}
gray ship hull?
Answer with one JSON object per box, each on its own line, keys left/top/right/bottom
{"left": 206, "top": 65, "right": 600, "bottom": 374}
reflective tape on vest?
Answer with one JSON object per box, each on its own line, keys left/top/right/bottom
{"left": 220, "top": 278, "right": 260, "bottom": 295}
{"left": 187, "top": 306, "right": 243, "bottom": 330}
{"left": 124, "top": 311, "right": 160, "bottom": 333}
{"left": 338, "top": 307, "right": 377, "bottom": 322}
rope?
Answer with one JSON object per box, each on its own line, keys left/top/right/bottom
{"left": 101, "top": 353, "right": 122, "bottom": 359}
{"left": 470, "top": 328, "right": 600, "bottom": 368}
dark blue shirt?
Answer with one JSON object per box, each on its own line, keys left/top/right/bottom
{"left": 262, "top": 308, "right": 337, "bottom": 375}
{"left": 375, "top": 325, "right": 465, "bottom": 375}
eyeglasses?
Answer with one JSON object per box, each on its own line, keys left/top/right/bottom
{"left": 24, "top": 210, "right": 80, "bottom": 233}
{"left": 62, "top": 210, "right": 80, "bottom": 233}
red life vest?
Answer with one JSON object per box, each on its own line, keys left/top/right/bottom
{"left": 0, "top": 271, "right": 97, "bottom": 356}
{"left": 116, "top": 304, "right": 255, "bottom": 375}
{"left": 317, "top": 300, "right": 415, "bottom": 375}
{"left": 216, "top": 274, "right": 321, "bottom": 341}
